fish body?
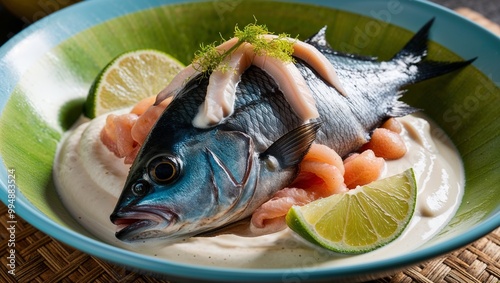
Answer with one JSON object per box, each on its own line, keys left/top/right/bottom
{"left": 110, "top": 20, "right": 470, "bottom": 242}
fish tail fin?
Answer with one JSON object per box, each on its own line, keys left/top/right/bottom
{"left": 391, "top": 18, "right": 434, "bottom": 62}
{"left": 408, "top": 58, "right": 476, "bottom": 84}
{"left": 391, "top": 18, "right": 475, "bottom": 84}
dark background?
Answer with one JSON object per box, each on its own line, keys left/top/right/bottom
{"left": 432, "top": 0, "right": 500, "bottom": 23}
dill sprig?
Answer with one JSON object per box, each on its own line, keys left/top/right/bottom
{"left": 192, "top": 23, "right": 295, "bottom": 74}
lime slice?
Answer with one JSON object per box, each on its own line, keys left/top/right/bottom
{"left": 286, "top": 168, "right": 417, "bottom": 254}
{"left": 84, "top": 49, "right": 185, "bottom": 118}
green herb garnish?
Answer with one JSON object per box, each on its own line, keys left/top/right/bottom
{"left": 192, "top": 22, "right": 296, "bottom": 74}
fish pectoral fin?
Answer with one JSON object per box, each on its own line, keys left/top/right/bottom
{"left": 260, "top": 121, "right": 321, "bottom": 170}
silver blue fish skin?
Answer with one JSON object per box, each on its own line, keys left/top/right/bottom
{"left": 110, "top": 20, "right": 471, "bottom": 243}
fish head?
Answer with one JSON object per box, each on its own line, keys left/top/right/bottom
{"left": 110, "top": 126, "right": 262, "bottom": 243}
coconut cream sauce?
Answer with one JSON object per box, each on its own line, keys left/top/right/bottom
{"left": 54, "top": 113, "right": 464, "bottom": 269}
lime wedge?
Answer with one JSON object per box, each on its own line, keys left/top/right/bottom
{"left": 84, "top": 49, "right": 184, "bottom": 118}
{"left": 286, "top": 168, "right": 417, "bottom": 254}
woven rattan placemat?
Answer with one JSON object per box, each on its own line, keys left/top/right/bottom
{"left": 0, "top": 203, "right": 499, "bottom": 283}
{"left": 1, "top": 7, "right": 499, "bottom": 283}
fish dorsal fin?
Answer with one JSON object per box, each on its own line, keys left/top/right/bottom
{"left": 260, "top": 122, "right": 321, "bottom": 169}
{"left": 306, "top": 27, "right": 378, "bottom": 62}
{"left": 305, "top": 26, "right": 332, "bottom": 48}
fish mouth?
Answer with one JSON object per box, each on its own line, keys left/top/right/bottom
{"left": 110, "top": 206, "right": 179, "bottom": 242}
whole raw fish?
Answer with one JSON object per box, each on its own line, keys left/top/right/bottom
{"left": 110, "top": 20, "right": 471, "bottom": 242}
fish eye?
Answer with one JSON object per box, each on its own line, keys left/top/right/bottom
{"left": 131, "top": 180, "right": 150, "bottom": 197}
{"left": 147, "top": 155, "right": 182, "bottom": 184}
